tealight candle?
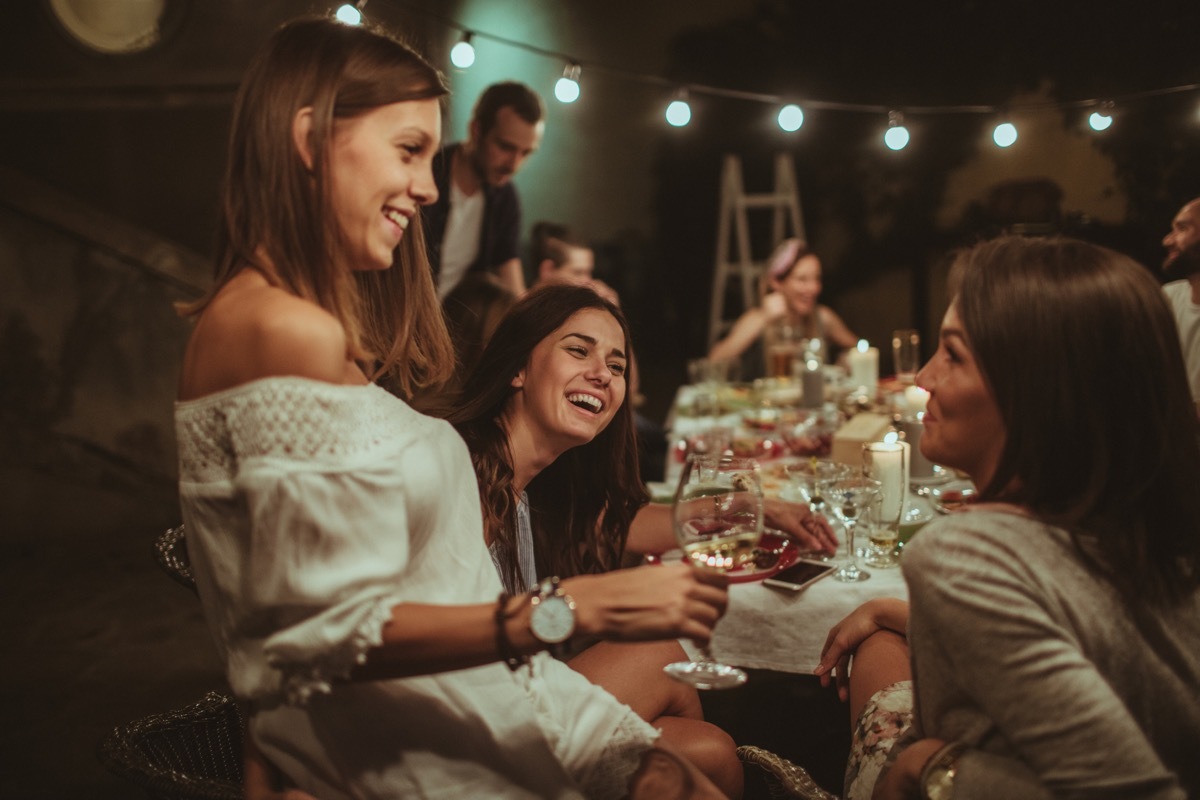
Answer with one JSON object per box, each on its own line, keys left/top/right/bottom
{"left": 846, "top": 339, "right": 879, "bottom": 394}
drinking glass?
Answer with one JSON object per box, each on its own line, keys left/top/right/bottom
{"left": 892, "top": 329, "right": 921, "bottom": 386}
{"left": 664, "top": 454, "right": 764, "bottom": 690}
{"left": 861, "top": 441, "right": 909, "bottom": 568}
{"left": 783, "top": 458, "right": 853, "bottom": 510}
{"left": 821, "top": 476, "right": 881, "bottom": 582}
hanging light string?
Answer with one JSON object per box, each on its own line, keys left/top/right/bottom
{"left": 352, "top": 1, "right": 1200, "bottom": 123}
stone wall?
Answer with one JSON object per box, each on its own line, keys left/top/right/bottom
{"left": 1, "top": 166, "right": 208, "bottom": 533}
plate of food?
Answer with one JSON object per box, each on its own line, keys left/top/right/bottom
{"left": 757, "top": 457, "right": 807, "bottom": 497}
{"left": 655, "top": 530, "right": 800, "bottom": 583}
{"left": 713, "top": 530, "right": 801, "bottom": 583}
{"left": 928, "top": 480, "right": 977, "bottom": 514}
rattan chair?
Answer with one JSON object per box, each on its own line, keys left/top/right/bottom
{"left": 154, "top": 524, "right": 196, "bottom": 593}
{"left": 97, "top": 690, "right": 244, "bottom": 800}
{"left": 738, "top": 745, "right": 840, "bottom": 800}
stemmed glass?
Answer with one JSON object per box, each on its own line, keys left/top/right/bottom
{"left": 782, "top": 459, "right": 853, "bottom": 561}
{"left": 663, "top": 454, "right": 764, "bottom": 690}
{"left": 820, "top": 476, "right": 881, "bottom": 582}
{"left": 783, "top": 458, "right": 853, "bottom": 511}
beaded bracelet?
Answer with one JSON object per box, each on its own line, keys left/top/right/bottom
{"left": 494, "top": 592, "right": 529, "bottom": 671}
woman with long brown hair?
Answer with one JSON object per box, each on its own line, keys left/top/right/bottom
{"left": 177, "top": 17, "right": 731, "bottom": 799}
{"left": 450, "top": 283, "right": 743, "bottom": 796}
{"left": 816, "top": 236, "right": 1200, "bottom": 799}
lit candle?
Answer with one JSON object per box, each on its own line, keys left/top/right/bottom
{"left": 862, "top": 440, "right": 909, "bottom": 564}
{"left": 903, "top": 385, "right": 929, "bottom": 414}
{"left": 846, "top": 339, "right": 879, "bottom": 394}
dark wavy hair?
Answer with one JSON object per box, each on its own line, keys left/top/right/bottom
{"left": 184, "top": 16, "right": 453, "bottom": 396}
{"left": 449, "top": 284, "right": 648, "bottom": 589}
{"left": 954, "top": 235, "right": 1200, "bottom": 607}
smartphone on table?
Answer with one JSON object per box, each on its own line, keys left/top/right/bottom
{"left": 762, "top": 559, "right": 837, "bottom": 592}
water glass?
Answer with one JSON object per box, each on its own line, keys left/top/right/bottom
{"left": 892, "top": 329, "right": 920, "bottom": 385}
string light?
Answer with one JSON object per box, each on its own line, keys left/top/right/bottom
{"left": 666, "top": 90, "right": 692, "bottom": 127}
{"left": 449, "top": 32, "right": 475, "bottom": 69}
{"left": 993, "top": 120, "right": 1018, "bottom": 148}
{"left": 1089, "top": 101, "right": 1114, "bottom": 131}
{"left": 884, "top": 111, "right": 909, "bottom": 151}
{"left": 371, "top": 4, "right": 1200, "bottom": 140}
{"left": 554, "top": 63, "right": 581, "bottom": 104}
{"left": 334, "top": 2, "right": 363, "bottom": 25}
{"left": 777, "top": 103, "right": 804, "bottom": 132}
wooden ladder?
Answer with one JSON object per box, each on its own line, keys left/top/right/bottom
{"left": 707, "top": 153, "right": 806, "bottom": 349}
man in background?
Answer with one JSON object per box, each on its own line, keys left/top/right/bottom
{"left": 424, "top": 82, "right": 544, "bottom": 299}
{"left": 1162, "top": 197, "right": 1200, "bottom": 403}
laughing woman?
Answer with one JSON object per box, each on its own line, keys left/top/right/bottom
{"left": 815, "top": 236, "right": 1200, "bottom": 800}
{"left": 449, "top": 284, "right": 744, "bottom": 798}
{"left": 177, "top": 18, "right": 731, "bottom": 799}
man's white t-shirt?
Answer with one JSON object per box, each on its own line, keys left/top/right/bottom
{"left": 1163, "top": 279, "right": 1200, "bottom": 401}
{"left": 436, "top": 181, "right": 484, "bottom": 300}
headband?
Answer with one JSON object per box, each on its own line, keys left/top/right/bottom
{"left": 767, "top": 239, "right": 803, "bottom": 280}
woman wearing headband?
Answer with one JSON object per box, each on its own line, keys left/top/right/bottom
{"left": 708, "top": 238, "right": 858, "bottom": 374}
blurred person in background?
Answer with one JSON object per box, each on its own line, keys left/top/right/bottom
{"left": 1161, "top": 196, "right": 1200, "bottom": 406}
{"left": 425, "top": 82, "right": 544, "bottom": 300}
{"left": 708, "top": 238, "right": 858, "bottom": 377}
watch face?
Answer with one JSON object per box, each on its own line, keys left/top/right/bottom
{"left": 530, "top": 596, "right": 575, "bottom": 644}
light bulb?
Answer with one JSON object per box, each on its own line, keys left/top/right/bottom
{"left": 666, "top": 97, "right": 691, "bottom": 127}
{"left": 554, "top": 64, "right": 580, "bottom": 104}
{"left": 1089, "top": 111, "right": 1113, "bottom": 131}
{"left": 778, "top": 104, "right": 804, "bottom": 132}
{"left": 993, "top": 121, "right": 1018, "bottom": 148}
{"left": 884, "top": 110, "right": 909, "bottom": 151}
{"left": 450, "top": 34, "right": 475, "bottom": 69}
{"left": 334, "top": 4, "right": 362, "bottom": 25}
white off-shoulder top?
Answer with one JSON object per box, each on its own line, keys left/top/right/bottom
{"left": 176, "top": 377, "right": 656, "bottom": 800}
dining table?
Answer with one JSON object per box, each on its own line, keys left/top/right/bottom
{"left": 659, "top": 375, "right": 954, "bottom": 675}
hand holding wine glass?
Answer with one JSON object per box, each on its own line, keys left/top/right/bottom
{"left": 663, "top": 454, "right": 764, "bottom": 690}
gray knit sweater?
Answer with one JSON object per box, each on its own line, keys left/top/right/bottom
{"left": 898, "top": 509, "right": 1199, "bottom": 799}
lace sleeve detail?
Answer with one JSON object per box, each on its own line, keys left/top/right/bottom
{"left": 578, "top": 715, "right": 661, "bottom": 799}
{"left": 270, "top": 592, "right": 402, "bottom": 705}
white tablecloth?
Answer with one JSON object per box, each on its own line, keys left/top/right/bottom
{"left": 702, "top": 564, "right": 909, "bottom": 674}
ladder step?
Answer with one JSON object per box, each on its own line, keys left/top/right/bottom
{"left": 737, "top": 194, "right": 798, "bottom": 208}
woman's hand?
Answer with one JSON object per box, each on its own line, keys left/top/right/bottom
{"left": 565, "top": 564, "right": 729, "bottom": 646}
{"left": 763, "top": 497, "right": 838, "bottom": 554}
{"left": 762, "top": 291, "right": 788, "bottom": 321}
{"left": 814, "top": 598, "right": 909, "bottom": 700}
{"left": 871, "top": 738, "right": 945, "bottom": 800}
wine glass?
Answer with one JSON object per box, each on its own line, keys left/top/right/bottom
{"left": 782, "top": 458, "right": 853, "bottom": 561}
{"left": 783, "top": 458, "right": 853, "bottom": 510}
{"left": 820, "top": 475, "right": 881, "bottom": 582}
{"left": 663, "top": 454, "right": 764, "bottom": 690}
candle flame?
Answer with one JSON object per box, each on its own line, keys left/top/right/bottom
{"left": 856, "top": 339, "right": 868, "bottom": 353}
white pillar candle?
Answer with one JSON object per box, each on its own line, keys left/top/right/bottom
{"left": 903, "top": 385, "right": 929, "bottom": 415}
{"left": 863, "top": 441, "right": 907, "bottom": 519}
{"left": 847, "top": 339, "right": 879, "bottom": 394}
{"left": 862, "top": 440, "right": 909, "bottom": 567}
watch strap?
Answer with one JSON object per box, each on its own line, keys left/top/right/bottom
{"left": 920, "top": 741, "right": 966, "bottom": 800}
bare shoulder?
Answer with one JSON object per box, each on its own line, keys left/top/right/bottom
{"left": 180, "top": 272, "right": 351, "bottom": 399}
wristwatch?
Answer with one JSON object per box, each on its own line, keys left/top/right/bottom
{"left": 529, "top": 577, "right": 576, "bottom": 650}
{"left": 920, "top": 742, "right": 965, "bottom": 800}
